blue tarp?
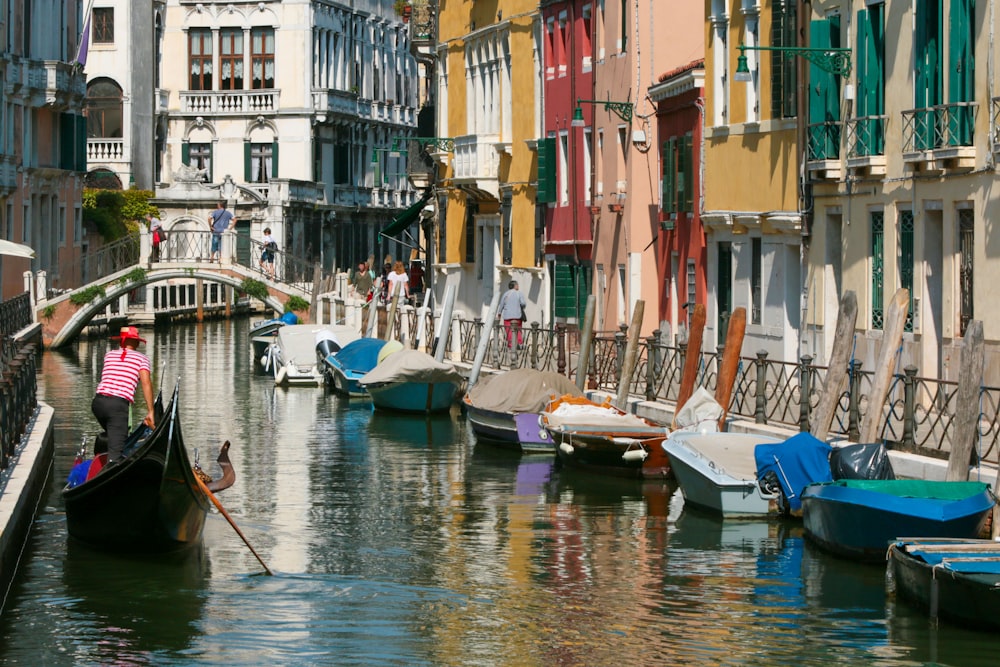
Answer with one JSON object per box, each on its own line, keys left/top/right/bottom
{"left": 333, "top": 338, "right": 387, "bottom": 373}
{"left": 754, "top": 432, "right": 834, "bottom": 512}
{"left": 910, "top": 548, "right": 1000, "bottom": 574}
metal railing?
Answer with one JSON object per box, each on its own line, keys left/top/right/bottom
{"left": 54, "top": 232, "right": 140, "bottom": 291}
{"left": 0, "top": 334, "right": 39, "bottom": 475}
{"left": 0, "top": 293, "right": 32, "bottom": 338}
{"left": 902, "top": 102, "right": 978, "bottom": 152}
{"left": 806, "top": 121, "right": 841, "bottom": 161}
{"left": 846, "top": 114, "right": 886, "bottom": 158}
{"left": 455, "top": 318, "right": 1000, "bottom": 466}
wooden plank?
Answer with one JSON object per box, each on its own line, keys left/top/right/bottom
{"left": 575, "top": 295, "right": 597, "bottom": 390}
{"left": 946, "top": 319, "right": 984, "bottom": 481}
{"left": 715, "top": 307, "right": 746, "bottom": 431}
{"left": 858, "top": 288, "right": 909, "bottom": 444}
{"left": 671, "top": 304, "right": 706, "bottom": 429}
{"left": 811, "top": 291, "right": 858, "bottom": 441}
{"left": 613, "top": 301, "right": 645, "bottom": 411}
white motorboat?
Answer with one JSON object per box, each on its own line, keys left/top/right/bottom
{"left": 266, "top": 324, "right": 360, "bottom": 386}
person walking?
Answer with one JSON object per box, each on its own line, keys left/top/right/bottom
{"left": 498, "top": 280, "right": 527, "bottom": 346}
{"left": 207, "top": 201, "right": 236, "bottom": 262}
{"left": 147, "top": 212, "right": 163, "bottom": 262}
{"left": 353, "top": 261, "right": 374, "bottom": 301}
{"left": 260, "top": 227, "right": 277, "bottom": 278}
{"left": 91, "top": 326, "right": 155, "bottom": 463}
{"left": 386, "top": 260, "right": 410, "bottom": 302}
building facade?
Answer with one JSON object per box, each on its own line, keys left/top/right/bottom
{"left": 0, "top": 0, "right": 87, "bottom": 299}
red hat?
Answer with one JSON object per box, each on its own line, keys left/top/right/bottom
{"left": 111, "top": 326, "right": 146, "bottom": 344}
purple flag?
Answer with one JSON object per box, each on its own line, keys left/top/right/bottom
{"left": 74, "top": 14, "right": 90, "bottom": 67}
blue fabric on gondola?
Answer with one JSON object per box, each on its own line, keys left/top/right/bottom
{"left": 333, "top": 338, "right": 387, "bottom": 373}
{"left": 755, "top": 433, "right": 834, "bottom": 511}
{"left": 910, "top": 548, "right": 1000, "bottom": 574}
{"left": 66, "top": 460, "right": 92, "bottom": 488}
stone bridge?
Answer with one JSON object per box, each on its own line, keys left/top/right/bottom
{"left": 36, "top": 261, "right": 312, "bottom": 348}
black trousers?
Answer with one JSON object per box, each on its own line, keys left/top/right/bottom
{"left": 91, "top": 394, "right": 131, "bottom": 462}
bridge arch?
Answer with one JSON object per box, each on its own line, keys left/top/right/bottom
{"left": 43, "top": 267, "right": 294, "bottom": 348}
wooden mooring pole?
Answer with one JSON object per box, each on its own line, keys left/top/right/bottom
{"left": 613, "top": 300, "right": 644, "bottom": 411}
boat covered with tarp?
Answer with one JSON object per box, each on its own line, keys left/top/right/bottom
{"left": 360, "top": 349, "right": 463, "bottom": 413}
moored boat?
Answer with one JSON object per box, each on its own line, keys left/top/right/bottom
{"left": 888, "top": 537, "right": 1000, "bottom": 629}
{"left": 321, "top": 337, "right": 395, "bottom": 397}
{"left": 267, "top": 324, "right": 360, "bottom": 386}
{"left": 360, "top": 348, "right": 463, "bottom": 413}
{"left": 250, "top": 312, "right": 297, "bottom": 373}
{"left": 801, "top": 479, "right": 995, "bottom": 562}
{"left": 62, "top": 384, "right": 235, "bottom": 552}
{"left": 464, "top": 368, "right": 584, "bottom": 453}
{"left": 542, "top": 395, "right": 672, "bottom": 478}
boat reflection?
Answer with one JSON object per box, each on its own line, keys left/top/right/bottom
{"left": 61, "top": 541, "right": 210, "bottom": 662}
{"left": 366, "top": 406, "right": 460, "bottom": 448}
{"left": 546, "top": 466, "right": 675, "bottom": 517}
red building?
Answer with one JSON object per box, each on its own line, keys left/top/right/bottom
{"left": 649, "top": 60, "right": 707, "bottom": 344}
{"left": 539, "top": 0, "right": 594, "bottom": 324}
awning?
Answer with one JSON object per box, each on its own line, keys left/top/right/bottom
{"left": 380, "top": 191, "right": 432, "bottom": 240}
{"left": 0, "top": 240, "right": 35, "bottom": 258}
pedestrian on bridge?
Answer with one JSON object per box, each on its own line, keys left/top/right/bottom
{"left": 147, "top": 212, "right": 163, "bottom": 262}
{"left": 208, "top": 201, "right": 236, "bottom": 262}
{"left": 91, "top": 326, "right": 155, "bottom": 463}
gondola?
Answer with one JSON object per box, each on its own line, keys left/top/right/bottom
{"left": 62, "top": 383, "right": 234, "bottom": 552}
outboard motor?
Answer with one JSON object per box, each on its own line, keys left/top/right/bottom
{"left": 315, "top": 329, "right": 341, "bottom": 360}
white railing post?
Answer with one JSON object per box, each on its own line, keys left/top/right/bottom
{"left": 23, "top": 271, "right": 34, "bottom": 306}
{"left": 35, "top": 270, "right": 46, "bottom": 303}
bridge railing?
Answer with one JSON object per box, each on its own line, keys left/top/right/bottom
{"left": 53, "top": 233, "right": 140, "bottom": 292}
{"left": 0, "top": 294, "right": 38, "bottom": 477}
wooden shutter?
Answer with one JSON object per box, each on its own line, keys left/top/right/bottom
{"left": 244, "top": 141, "right": 252, "bottom": 182}
{"left": 661, "top": 138, "right": 675, "bottom": 212}
{"left": 271, "top": 141, "right": 279, "bottom": 178}
{"left": 536, "top": 137, "right": 556, "bottom": 203}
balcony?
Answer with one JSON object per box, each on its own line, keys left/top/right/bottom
{"left": 845, "top": 115, "right": 887, "bottom": 176}
{"left": 805, "top": 121, "right": 842, "bottom": 180}
{"left": 0, "top": 154, "right": 18, "bottom": 194}
{"left": 311, "top": 89, "right": 416, "bottom": 128}
{"left": 23, "top": 60, "right": 85, "bottom": 109}
{"left": 453, "top": 134, "right": 500, "bottom": 199}
{"left": 156, "top": 89, "right": 170, "bottom": 114}
{"left": 267, "top": 179, "right": 325, "bottom": 205}
{"left": 87, "top": 138, "right": 126, "bottom": 164}
{"left": 901, "top": 102, "right": 978, "bottom": 172}
{"left": 179, "top": 89, "right": 279, "bottom": 115}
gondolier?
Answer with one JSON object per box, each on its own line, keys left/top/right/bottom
{"left": 91, "top": 326, "right": 155, "bottom": 462}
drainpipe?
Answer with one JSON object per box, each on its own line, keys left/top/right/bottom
{"left": 797, "top": 2, "right": 812, "bottom": 358}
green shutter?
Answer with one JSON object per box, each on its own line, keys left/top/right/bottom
{"left": 59, "top": 113, "right": 74, "bottom": 170}
{"left": 948, "top": 0, "right": 974, "bottom": 144}
{"left": 914, "top": 0, "right": 943, "bottom": 149}
{"left": 900, "top": 211, "right": 915, "bottom": 333}
{"left": 682, "top": 134, "right": 693, "bottom": 212}
{"left": 554, "top": 260, "right": 577, "bottom": 319}
{"left": 271, "top": 141, "right": 279, "bottom": 178}
{"left": 856, "top": 7, "right": 885, "bottom": 156}
{"left": 662, "top": 139, "right": 675, "bottom": 212}
{"left": 207, "top": 143, "right": 214, "bottom": 182}
{"left": 244, "top": 141, "right": 252, "bottom": 182}
{"left": 809, "top": 19, "right": 840, "bottom": 160}
{"left": 536, "top": 137, "right": 556, "bottom": 204}
{"left": 181, "top": 142, "right": 190, "bottom": 168}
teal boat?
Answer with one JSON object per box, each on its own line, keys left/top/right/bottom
{"left": 360, "top": 349, "right": 462, "bottom": 414}
{"left": 802, "top": 479, "right": 995, "bottom": 562}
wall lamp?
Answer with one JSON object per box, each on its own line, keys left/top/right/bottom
{"left": 389, "top": 136, "right": 455, "bottom": 156}
{"left": 571, "top": 98, "right": 634, "bottom": 126}
{"left": 734, "top": 44, "right": 852, "bottom": 82}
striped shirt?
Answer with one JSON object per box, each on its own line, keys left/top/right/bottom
{"left": 95, "top": 348, "right": 151, "bottom": 402}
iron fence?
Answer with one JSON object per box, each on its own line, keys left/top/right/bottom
{"left": 0, "top": 293, "right": 32, "bottom": 338}
{"left": 0, "top": 335, "right": 39, "bottom": 474}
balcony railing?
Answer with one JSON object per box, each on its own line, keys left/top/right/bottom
{"left": 180, "top": 89, "right": 279, "bottom": 114}
{"left": 156, "top": 88, "right": 170, "bottom": 114}
{"left": 991, "top": 97, "right": 1000, "bottom": 148}
{"left": 87, "top": 138, "right": 126, "bottom": 163}
{"left": 902, "top": 102, "right": 978, "bottom": 153}
{"left": 0, "top": 154, "right": 17, "bottom": 193}
{"left": 846, "top": 114, "right": 887, "bottom": 158}
{"left": 806, "top": 121, "right": 841, "bottom": 161}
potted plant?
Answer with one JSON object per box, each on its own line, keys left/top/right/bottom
{"left": 394, "top": 0, "right": 412, "bottom": 22}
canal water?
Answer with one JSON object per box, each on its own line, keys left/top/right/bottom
{"left": 1, "top": 318, "right": 998, "bottom": 666}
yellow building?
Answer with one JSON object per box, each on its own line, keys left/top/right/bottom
{"left": 436, "top": 0, "right": 544, "bottom": 320}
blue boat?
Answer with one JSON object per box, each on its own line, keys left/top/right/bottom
{"left": 888, "top": 537, "right": 1000, "bottom": 630}
{"left": 322, "top": 338, "right": 389, "bottom": 397}
{"left": 801, "top": 479, "right": 995, "bottom": 562}
{"left": 360, "top": 349, "right": 462, "bottom": 413}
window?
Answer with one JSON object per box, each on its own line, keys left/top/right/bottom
{"left": 914, "top": 0, "right": 943, "bottom": 149}
{"left": 74, "top": 206, "right": 82, "bottom": 243}
{"left": 546, "top": 18, "right": 555, "bottom": 78}
{"left": 437, "top": 194, "right": 448, "bottom": 264}
{"left": 557, "top": 14, "right": 568, "bottom": 74}
{"left": 617, "top": 264, "right": 626, "bottom": 323}
{"left": 583, "top": 128, "right": 592, "bottom": 205}
{"left": 333, "top": 143, "right": 350, "bottom": 184}
{"left": 189, "top": 29, "right": 213, "bottom": 91}
{"left": 93, "top": 7, "right": 114, "bottom": 44}
{"left": 58, "top": 205, "right": 66, "bottom": 245}
{"left": 465, "top": 202, "right": 476, "bottom": 264}
{"left": 958, "top": 209, "right": 974, "bottom": 336}
{"left": 536, "top": 136, "right": 556, "bottom": 204}
{"left": 618, "top": 0, "right": 627, "bottom": 52}
{"left": 899, "top": 210, "right": 914, "bottom": 332}
{"left": 686, "top": 259, "right": 697, "bottom": 311}
{"left": 249, "top": 143, "right": 273, "bottom": 182}
{"left": 184, "top": 142, "right": 211, "bottom": 181}
{"left": 84, "top": 79, "right": 123, "bottom": 138}
{"left": 220, "top": 29, "right": 244, "bottom": 90}
{"left": 856, "top": 4, "right": 885, "bottom": 156}
{"left": 771, "top": 0, "right": 797, "bottom": 119}
{"left": 558, "top": 131, "right": 569, "bottom": 206}
{"left": 871, "top": 211, "right": 884, "bottom": 329}
{"left": 501, "top": 194, "right": 512, "bottom": 265}
{"left": 252, "top": 28, "right": 275, "bottom": 89}
{"left": 949, "top": 0, "right": 974, "bottom": 144}
{"left": 750, "top": 238, "right": 762, "bottom": 324}
{"left": 581, "top": 5, "right": 593, "bottom": 70}
{"left": 661, "top": 134, "right": 694, "bottom": 214}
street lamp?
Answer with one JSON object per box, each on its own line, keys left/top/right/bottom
{"left": 734, "top": 44, "right": 852, "bottom": 82}
{"left": 571, "top": 98, "right": 634, "bottom": 126}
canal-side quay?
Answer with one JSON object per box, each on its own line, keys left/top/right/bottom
{"left": 0, "top": 297, "right": 53, "bottom": 614}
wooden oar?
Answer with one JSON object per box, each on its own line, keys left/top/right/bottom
{"left": 672, "top": 304, "right": 706, "bottom": 429}
{"left": 715, "top": 307, "right": 747, "bottom": 431}
{"left": 194, "top": 474, "right": 274, "bottom": 576}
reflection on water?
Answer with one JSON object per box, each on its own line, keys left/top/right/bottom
{"left": 2, "top": 318, "right": 1000, "bottom": 665}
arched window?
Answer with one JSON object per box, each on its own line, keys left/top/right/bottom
{"left": 85, "top": 79, "right": 123, "bottom": 138}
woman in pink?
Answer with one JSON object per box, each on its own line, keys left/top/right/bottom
{"left": 91, "top": 326, "right": 155, "bottom": 462}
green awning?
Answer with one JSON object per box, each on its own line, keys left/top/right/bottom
{"left": 380, "top": 191, "right": 432, "bottom": 240}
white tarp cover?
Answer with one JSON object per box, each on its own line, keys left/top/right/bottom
{"left": 277, "top": 325, "right": 359, "bottom": 365}
{"left": 466, "top": 368, "right": 584, "bottom": 413}
{"left": 543, "top": 400, "right": 665, "bottom": 433}
{"left": 359, "top": 349, "right": 463, "bottom": 385}
{"left": 673, "top": 387, "right": 724, "bottom": 430}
